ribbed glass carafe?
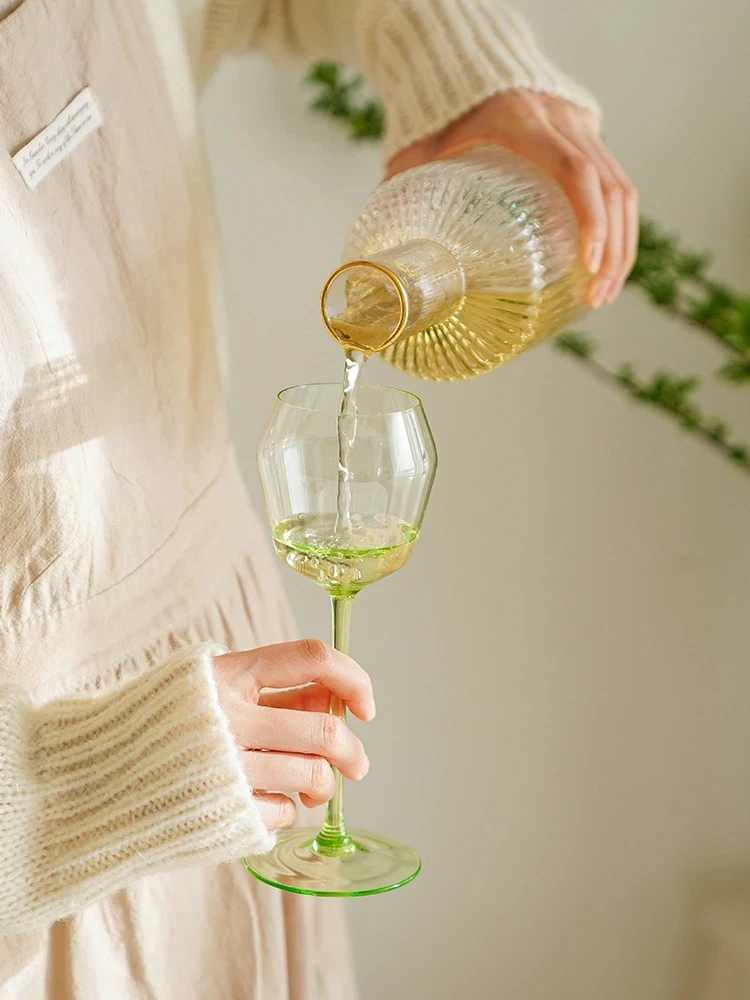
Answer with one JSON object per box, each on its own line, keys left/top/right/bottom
{"left": 321, "top": 146, "right": 588, "bottom": 381}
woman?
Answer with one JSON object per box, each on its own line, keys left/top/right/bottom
{"left": 0, "top": 1, "right": 636, "bottom": 996}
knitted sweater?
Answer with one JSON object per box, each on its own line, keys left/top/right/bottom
{"left": 0, "top": 644, "right": 274, "bottom": 934}
{"left": 0, "top": 0, "right": 596, "bottom": 935}
{"left": 201, "top": 0, "right": 600, "bottom": 157}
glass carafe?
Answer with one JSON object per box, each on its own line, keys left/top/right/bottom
{"left": 321, "top": 146, "right": 589, "bottom": 381}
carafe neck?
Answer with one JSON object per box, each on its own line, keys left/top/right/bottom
{"left": 321, "top": 239, "right": 465, "bottom": 353}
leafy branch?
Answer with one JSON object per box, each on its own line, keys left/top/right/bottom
{"left": 556, "top": 334, "right": 750, "bottom": 473}
{"left": 629, "top": 220, "right": 750, "bottom": 370}
{"left": 305, "top": 63, "right": 385, "bottom": 141}
{"left": 305, "top": 61, "right": 750, "bottom": 477}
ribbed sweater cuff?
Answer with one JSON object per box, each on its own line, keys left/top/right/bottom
{"left": 357, "top": 0, "right": 602, "bottom": 158}
{"left": 3, "top": 642, "right": 272, "bottom": 931}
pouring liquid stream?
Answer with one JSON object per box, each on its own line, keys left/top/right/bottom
{"left": 335, "top": 348, "right": 367, "bottom": 537}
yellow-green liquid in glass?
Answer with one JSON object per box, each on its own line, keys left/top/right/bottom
{"left": 272, "top": 513, "right": 419, "bottom": 597}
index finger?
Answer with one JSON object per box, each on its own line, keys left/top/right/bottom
{"left": 218, "top": 640, "right": 376, "bottom": 722}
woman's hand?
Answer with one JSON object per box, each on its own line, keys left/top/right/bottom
{"left": 213, "top": 640, "right": 374, "bottom": 830}
{"left": 386, "top": 91, "right": 638, "bottom": 309}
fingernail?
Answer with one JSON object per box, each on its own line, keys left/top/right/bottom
{"left": 586, "top": 242, "right": 604, "bottom": 274}
{"left": 590, "top": 281, "right": 611, "bottom": 308}
{"left": 361, "top": 755, "right": 370, "bottom": 778}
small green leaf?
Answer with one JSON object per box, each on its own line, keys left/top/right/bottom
{"left": 680, "top": 412, "right": 701, "bottom": 430}
{"left": 305, "top": 61, "right": 342, "bottom": 87}
{"left": 676, "top": 251, "right": 710, "bottom": 279}
{"left": 718, "top": 360, "right": 750, "bottom": 385}
{"left": 642, "top": 278, "right": 678, "bottom": 306}
{"left": 555, "top": 333, "right": 596, "bottom": 359}
{"left": 707, "top": 420, "right": 729, "bottom": 443}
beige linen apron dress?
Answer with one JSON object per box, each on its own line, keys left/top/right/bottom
{"left": 0, "top": 0, "right": 355, "bottom": 995}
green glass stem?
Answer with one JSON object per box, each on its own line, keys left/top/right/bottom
{"left": 313, "top": 595, "right": 356, "bottom": 858}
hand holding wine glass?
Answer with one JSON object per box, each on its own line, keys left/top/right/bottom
{"left": 245, "top": 382, "right": 437, "bottom": 896}
{"left": 213, "top": 640, "right": 375, "bottom": 829}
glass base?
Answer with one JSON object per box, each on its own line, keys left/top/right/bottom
{"left": 244, "top": 828, "right": 421, "bottom": 897}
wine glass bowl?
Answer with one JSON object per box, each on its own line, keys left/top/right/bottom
{"left": 257, "top": 384, "right": 435, "bottom": 547}
{"left": 245, "top": 382, "right": 437, "bottom": 896}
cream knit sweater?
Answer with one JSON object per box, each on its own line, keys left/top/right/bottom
{"left": 0, "top": 0, "right": 596, "bottom": 935}
{"left": 0, "top": 643, "right": 275, "bottom": 934}
{"left": 202, "top": 0, "right": 599, "bottom": 157}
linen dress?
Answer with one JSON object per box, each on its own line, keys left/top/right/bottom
{"left": 0, "top": 0, "right": 357, "bottom": 995}
{"left": 0, "top": 0, "right": 595, "bottom": 995}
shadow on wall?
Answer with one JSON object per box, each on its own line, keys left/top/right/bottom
{"left": 680, "top": 869, "right": 750, "bottom": 1000}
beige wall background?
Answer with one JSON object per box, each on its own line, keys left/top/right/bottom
{"left": 201, "top": 3, "right": 750, "bottom": 997}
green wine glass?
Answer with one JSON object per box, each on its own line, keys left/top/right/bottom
{"left": 245, "top": 383, "right": 437, "bottom": 896}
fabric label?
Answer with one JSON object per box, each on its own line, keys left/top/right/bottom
{"left": 12, "top": 88, "right": 103, "bottom": 190}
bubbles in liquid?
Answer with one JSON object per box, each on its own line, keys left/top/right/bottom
{"left": 273, "top": 513, "right": 419, "bottom": 597}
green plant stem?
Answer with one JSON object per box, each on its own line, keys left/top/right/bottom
{"left": 559, "top": 348, "right": 750, "bottom": 474}
{"left": 650, "top": 296, "right": 748, "bottom": 357}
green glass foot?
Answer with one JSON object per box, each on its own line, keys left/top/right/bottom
{"left": 244, "top": 828, "right": 421, "bottom": 897}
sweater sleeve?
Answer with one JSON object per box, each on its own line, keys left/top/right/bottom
{"left": 199, "top": 0, "right": 600, "bottom": 158}
{"left": 0, "top": 641, "right": 273, "bottom": 934}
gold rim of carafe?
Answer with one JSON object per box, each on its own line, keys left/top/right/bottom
{"left": 320, "top": 259, "right": 410, "bottom": 353}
